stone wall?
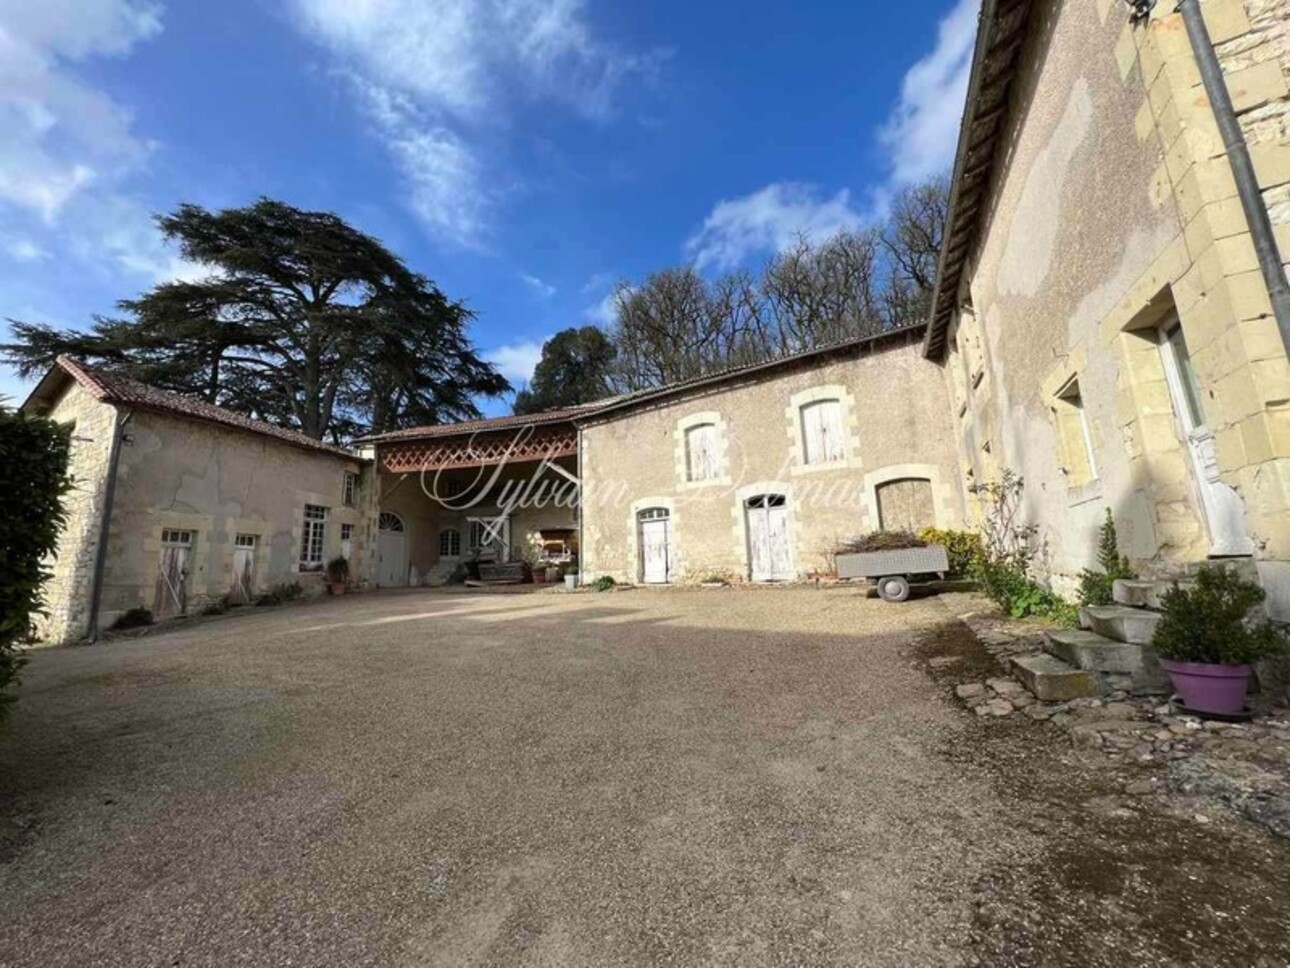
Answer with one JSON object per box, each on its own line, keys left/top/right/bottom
{"left": 34, "top": 383, "right": 118, "bottom": 644}
{"left": 579, "top": 339, "right": 963, "bottom": 583}
{"left": 89, "top": 408, "right": 371, "bottom": 632}
{"left": 944, "top": 0, "right": 1290, "bottom": 612}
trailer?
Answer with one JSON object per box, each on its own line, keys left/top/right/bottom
{"left": 835, "top": 544, "right": 950, "bottom": 602}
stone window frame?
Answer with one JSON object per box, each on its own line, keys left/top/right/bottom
{"left": 860, "top": 464, "right": 954, "bottom": 533}
{"left": 673, "top": 411, "right": 731, "bottom": 490}
{"left": 627, "top": 496, "right": 679, "bottom": 583}
{"left": 785, "top": 385, "right": 861, "bottom": 476}
{"left": 1041, "top": 347, "right": 1104, "bottom": 503}
{"left": 730, "top": 479, "right": 799, "bottom": 580}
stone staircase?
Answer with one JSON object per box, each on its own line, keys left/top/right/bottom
{"left": 1009, "top": 578, "right": 1180, "bottom": 701}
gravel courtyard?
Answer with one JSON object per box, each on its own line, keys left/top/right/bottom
{"left": 2, "top": 587, "right": 1288, "bottom": 967}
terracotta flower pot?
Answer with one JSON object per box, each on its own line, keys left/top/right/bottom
{"left": 1160, "top": 658, "right": 1251, "bottom": 715}
{"left": 328, "top": 582, "right": 347, "bottom": 596}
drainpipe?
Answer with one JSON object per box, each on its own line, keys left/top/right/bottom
{"left": 86, "top": 409, "right": 131, "bottom": 643}
{"left": 1176, "top": 0, "right": 1290, "bottom": 355}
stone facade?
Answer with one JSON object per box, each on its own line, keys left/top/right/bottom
{"left": 34, "top": 378, "right": 371, "bottom": 644}
{"left": 578, "top": 336, "right": 964, "bottom": 583}
{"left": 938, "top": 0, "right": 1290, "bottom": 613}
{"left": 35, "top": 382, "right": 120, "bottom": 644}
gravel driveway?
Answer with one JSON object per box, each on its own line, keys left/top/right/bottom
{"left": 2, "top": 587, "right": 1288, "bottom": 966}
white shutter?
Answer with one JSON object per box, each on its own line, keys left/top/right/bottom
{"left": 821, "top": 400, "right": 846, "bottom": 462}
{"left": 687, "top": 423, "right": 719, "bottom": 481}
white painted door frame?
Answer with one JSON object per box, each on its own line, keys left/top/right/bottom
{"left": 1158, "top": 319, "right": 1254, "bottom": 556}
{"left": 377, "top": 511, "right": 408, "bottom": 587}
{"left": 746, "top": 495, "right": 793, "bottom": 581}
{"left": 639, "top": 510, "right": 670, "bottom": 584}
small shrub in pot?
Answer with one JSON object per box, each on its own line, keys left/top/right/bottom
{"left": 1152, "top": 566, "right": 1287, "bottom": 715}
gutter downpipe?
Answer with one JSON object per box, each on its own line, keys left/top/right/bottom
{"left": 576, "top": 424, "right": 585, "bottom": 588}
{"left": 86, "top": 409, "right": 131, "bottom": 643}
{"left": 1176, "top": 0, "right": 1290, "bottom": 355}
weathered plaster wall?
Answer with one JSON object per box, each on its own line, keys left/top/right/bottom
{"left": 34, "top": 383, "right": 118, "bottom": 644}
{"left": 97, "top": 410, "right": 369, "bottom": 626}
{"left": 952, "top": 0, "right": 1290, "bottom": 610}
{"left": 580, "top": 340, "right": 963, "bottom": 583}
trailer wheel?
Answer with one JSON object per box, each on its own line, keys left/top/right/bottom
{"left": 877, "top": 575, "right": 911, "bottom": 602}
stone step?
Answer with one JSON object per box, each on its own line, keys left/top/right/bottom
{"left": 1043, "top": 629, "right": 1145, "bottom": 674}
{"left": 1008, "top": 653, "right": 1099, "bottom": 702}
{"left": 1111, "top": 578, "right": 1193, "bottom": 610}
{"left": 1080, "top": 604, "right": 1162, "bottom": 645}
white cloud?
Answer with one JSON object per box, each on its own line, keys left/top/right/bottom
{"left": 0, "top": 0, "right": 160, "bottom": 222}
{"left": 879, "top": 0, "right": 978, "bottom": 188}
{"left": 685, "top": 183, "right": 864, "bottom": 271}
{"left": 520, "top": 272, "right": 556, "bottom": 298}
{"left": 4, "top": 237, "right": 48, "bottom": 262}
{"left": 584, "top": 286, "right": 629, "bottom": 328}
{"left": 485, "top": 337, "right": 548, "bottom": 385}
{"left": 289, "top": 0, "right": 657, "bottom": 243}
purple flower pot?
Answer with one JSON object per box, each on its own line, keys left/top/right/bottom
{"left": 1160, "top": 658, "right": 1252, "bottom": 716}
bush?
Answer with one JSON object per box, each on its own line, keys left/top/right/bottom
{"left": 1153, "top": 566, "right": 1288, "bottom": 666}
{"left": 591, "top": 576, "right": 617, "bottom": 592}
{"left": 112, "top": 607, "right": 154, "bottom": 630}
{"left": 325, "top": 555, "right": 350, "bottom": 584}
{"left": 255, "top": 581, "right": 304, "bottom": 607}
{"left": 967, "top": 471, "right": 1077, "bottom": 626}
{"left": 1077, "top": 509, "right": 1136, "bottom": 606}
{"left": 917, "top": 527, "right": 984, "bottom": 577}
{"left": 835, "top": 530, "right": 925, "bottom": 555}
{"left": 0, "top": 408, "right": 73, "bottom": 719}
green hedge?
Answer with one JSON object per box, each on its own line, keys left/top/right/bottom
{"left": 0, "top": 408, "right": 73, "bottom": 720}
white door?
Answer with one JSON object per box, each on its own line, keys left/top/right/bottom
{"left": 1159, "top": 321, "right": 1254, "bottom": 556}
{"left": 639, "top": 511, "right": 670, "bottom": 584}
{"left": 746, "top": 495, "right": 793, "bottom": 581}
{"left": 377, "top": 511, "right": 407, "bottom": 586}
{"left": 230, "top": 534, "right": 257, "bottom": 604}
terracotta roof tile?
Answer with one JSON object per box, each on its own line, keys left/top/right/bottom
{"left": 53, "top": 357, "right": 361, "bottom": 460}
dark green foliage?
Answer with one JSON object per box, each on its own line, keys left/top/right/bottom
{"left": 3, "top": 199, "right": 509, "bottom": 441}
{"left": 591, "top": 576, "right": 617, "bottom": 592}
{"left": 0, "top": 408, "right": 73, "bottom": 718}
{"left": 1152, "top": 566, "right": 1288, "bottom": 665}
{"left": 513, "top": 327, "right": 616, "bottom": 415}
{"left": 967, "top": 471, "right": 1077, "bottom": 626}
{"left": 1077, "top": 509, "right": 1136, "bottom": 606}
{"left": 255, "top": 581, "right": 304, "bottom": 607}
{"left": 325, "top": 556, "right": 350, "bottom": 584}
{"left": 111, "top": 607, "right": 154, "bottom": 630}
{"left": 916, "top": 527, "right": 985, "bottom": 577}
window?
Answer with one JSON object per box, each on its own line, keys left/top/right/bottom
{"left": 800, "top": 399, "right": 846, "bottom": 465}
{"left": 300, "top": 505, "right": 328, "bottom": 570}
{"left": 1164, "top": 323, "right": 1207, "bottom": 427}
{"left": 234, "top": 533, "right": 258, "bottom": 549}
{"left": 340, "top": 523, "right": 354, "bottom": 560}
{"left": 161, "top": 529, "right": 193, "bottom": 546}
{"left": 439, "top": 528, "right": 462, "bottom": 558}
{"left": 1052, "top": 377, "right": 1098, "bottom": 487}
{"left": 343, "top": 472, "right": 359, "bottom": 506}
{"left": 685, "top": 423, "right": 721, "bottom": 482}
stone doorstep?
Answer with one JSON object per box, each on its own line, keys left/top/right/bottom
{"left": 1112, "top": 577, "right": 1194, "bottom": 610}
{"left": 1044, "top": 628, "right": 1146, "bottom": 674}
{"left": 1009, "top": 653, "right": 1100, "bottom": 702}
{"left": 1081, "top": 604, "right": 1163, "bottom": 645}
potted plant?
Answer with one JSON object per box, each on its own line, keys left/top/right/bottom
{"left": 325, "top": 555, "right": 350, "bottom": 596}
{"left": 1152, "top": 566, "right": 1287, "bottom": 715}
{"left": 563, "top": 565, "right": 579, "bottom": 591}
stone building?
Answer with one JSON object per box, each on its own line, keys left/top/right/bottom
{"left": 23, "top": 358, "right": 369, "bottom": 643}
{"left": 924, "top": 0, "right": 1290, "bottom": 616}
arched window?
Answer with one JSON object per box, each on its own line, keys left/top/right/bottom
{"left": 378, "top": 511, "right": 405, "bottom": 532}
{"left": 439, "top": 528, "right": 462, "bottom": 558}
{"left": 876, "top": 478, "right": 935, "bottom": 532}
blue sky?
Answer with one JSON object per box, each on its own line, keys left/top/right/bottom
{"left": 0, "top": 0, "right": 978, "bottom": 416}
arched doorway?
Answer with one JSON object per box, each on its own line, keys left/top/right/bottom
{"left": 745, "top": 494, "right": 792, "bottom": 581}
{"left": 377, "top": 511, "right": 407, "bottom": 587}
{"left": 637, "top": 507, "right": 671, "bottom": 584}
{"left": 876, "top": 478, "right": 936, "bottom": 533}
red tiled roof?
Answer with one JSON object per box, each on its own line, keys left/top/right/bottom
{"left": 42, "top": 357, "right": 361, "bottom": 460}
